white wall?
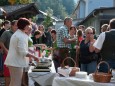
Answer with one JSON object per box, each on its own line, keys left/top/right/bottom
{"left": 103, "top": 10, "right": 115, "bottom": 15}
{"left": 77, "top": 0, "right": 114, "bottom": 18}
{"left": 80, "top": 1, "right": 86, "bottom": 18}
{"left": 86, "top": 0, "right": 113, "bottom": 16}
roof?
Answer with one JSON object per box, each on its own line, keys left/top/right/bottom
{"left": 39, "top": 10, "right": 62, "bottom": 21}
{"left": 78, "top": 7, "right": 115, "bottom": 25}
{"left": 0, "top": 3, "right": 39, "bottom": 18}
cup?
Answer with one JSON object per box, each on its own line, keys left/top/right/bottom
{"left": 112, "top": 69, "right": 115, "bottom": 80}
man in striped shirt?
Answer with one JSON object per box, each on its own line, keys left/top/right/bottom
{"left": 56, "top": 17, "right": 76, "bottom": 66}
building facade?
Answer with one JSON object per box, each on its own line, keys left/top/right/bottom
{"left": 74, "top": 0, "right": 113, "bottom": 19}
{"left": 78, "top": 7, "right": 115, "bottom": 34}
{"left": 74, "top": 0, "right": 114, "bottom": 24}
{"left": 73, "top": 0, "right": 115, "bottom": 34}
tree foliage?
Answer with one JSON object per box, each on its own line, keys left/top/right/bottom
{"left": 42, "top": 9, "right": 53, "bottom": 30}
{"left": 19, "top": 0, "right": 32, "bottom": 4}
{"left": 0, "top": 0, "right": 9, "bottom": 6}
{"left": 0, "top": 0, "right": 33, "bottom": 5}
{"left": 0, "top": 0, "right": 75, "bottom": 19}
{"left": 61, "top": 0, "right": 75, "bottom": 15}
{"left": 37, "top": 0, "right": 75, "bottom": 19}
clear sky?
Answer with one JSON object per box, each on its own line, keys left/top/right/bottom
{"left": 74, "top": 0, "right": 78, "bottom": 4}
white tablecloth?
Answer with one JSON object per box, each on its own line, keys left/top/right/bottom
{"left": 52, "top": 77, "right": 115, "bottom": 86}
{"left": 28, "top": 61, "right": 57, "bottom": 86}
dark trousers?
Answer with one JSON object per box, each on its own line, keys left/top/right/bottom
{"left": 58, "top": 48, "right": 69, "bottom": 67}
{"left": 21, "top": 72, "right": 28, "bottom": 86}
{"left": 0, "top": 52, "right": 3, "bottom": 71}
{"left": 69, "top": 49, "right": 76, "bottom": 66}
{"left": 53, "top": 48, "right": 69, "bottom": 71}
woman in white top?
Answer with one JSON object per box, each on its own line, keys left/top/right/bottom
{"left": 4, "top": 18, "right": 39, "bottom": 86}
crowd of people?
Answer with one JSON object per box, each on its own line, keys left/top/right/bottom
{"left": 0, "top": 17, "right": 115, "bottom": 86}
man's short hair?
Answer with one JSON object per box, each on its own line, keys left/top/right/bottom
{"left": 51, "top": 29, "right": 56, "bottom": 34}
{"left": 109, "top": 18, "right": 115, "bottom": 29}
{"left": 3, "top": 20, "right": 10, "bottom": 26}
{"left": 64, "top": 17, "right": 72, "bottom": 24}
{"left": 101, "top": 24, "right": 108, "bottom": 32}
{"left": 33, "top": 30, "right": 41, "bottom": 37}
{"left": 101, "top": 24, "right": 108, "bottom": 29}
{"left": 11, "top": 20, "right": 18, "bottom": 26}
{"left": 78, "top": 25, "right": 85, "bottom": 29}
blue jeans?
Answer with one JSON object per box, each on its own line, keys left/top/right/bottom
{"left": 99, "top": 60, "right": 115, "bottom": 73}
{"left": 81, "top": 61, "right": 97, "bottom": 74}
{"left": 0, "top": 52, "right": 3, "bottom": 71}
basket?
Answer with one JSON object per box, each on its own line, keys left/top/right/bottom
{"left": 61, "top": 57, "right": 80, "bottom": 76}
{"left": 92, "top": 61, "right": 112, "bottom": 83}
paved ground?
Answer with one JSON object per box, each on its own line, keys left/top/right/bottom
{"left": 0, "top": 77, "right": 5, "bottom": 86}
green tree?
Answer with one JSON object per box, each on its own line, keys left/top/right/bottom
{"left": 52, "top": 0, "right": 68, "bottom": 19}
{"left": 0, "top": 0, "right": 75, "bottom": 20}
{"left": 0, "top": 0, "right": 33, "bottom": 5}
{"left": 37, "top": 0, "right": 68, "bottom": 19}
{"left": 61, "top": 0, "right": 75, "bottom": 15}
{"left": 42, "top": 9, "right": 53, "bottom": 30}
{"left": 45, "top": 7, "right": 53, "bottom": 16}
{"left": 19, "top": 0, "right": 32, "bottom": 4}
{"left": 0, "top": 0, "right": 9, "bottom": 6}
{"left": 42, "top": 14, "right": 53, "bottom": 31}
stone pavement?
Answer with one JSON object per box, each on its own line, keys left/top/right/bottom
{"left": 0, "top": 77, "right": 5, "bottom": 86}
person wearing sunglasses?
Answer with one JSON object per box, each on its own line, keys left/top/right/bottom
{"left": 76, "top": 27, "right": 97, "bottom": 74}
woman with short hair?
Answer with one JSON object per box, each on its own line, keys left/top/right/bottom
{"left": 4, "top": 18, "right": 39, "bottom": 86}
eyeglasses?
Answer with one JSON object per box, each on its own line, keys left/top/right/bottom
{"left": 87, "top": 32, "right": 93, "bottom": 34}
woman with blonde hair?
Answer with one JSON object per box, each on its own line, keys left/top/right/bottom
{"left": 77, "top": 27, "right": 97, "bottom": 74}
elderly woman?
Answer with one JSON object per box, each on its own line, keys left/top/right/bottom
{"left": 4, "top": 18, "right": 39, "bottom": 86}
{"left": 77, "top": 27, "right": 97, "bottom": 74}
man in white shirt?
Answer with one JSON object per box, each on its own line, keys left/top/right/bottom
{"left": 93, "top": 18, "right": 115, "bottom": 72}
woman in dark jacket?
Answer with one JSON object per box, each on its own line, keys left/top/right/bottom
{"left": 31, "top": 30, "right": 42, "bottom": 45}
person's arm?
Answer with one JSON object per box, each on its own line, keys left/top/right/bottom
{"left": 76, "top": 45, "right": 80, "bottom": 67}
{"left": 17, "top": 37, "right": 39, "bottom": 62}
{"left": 34, "top": 44, "right": 47, "bottom": 47}
{"left": 63, "top": 37, "right": 76, "bottom": 44}
{"left": 93, "top": 32, "right": 105, "bottom": 53}
{"left": 60, "top": 27, "right": 76, "bottom": 44}
{"left": 0, "top": 42, "right": 8, "bottom": 54}
{"left": 0, "top": 31, "right": 8, "bottom": 54}
{"left": 95, "top": 48, "right": 100, "bottom": 53}
{"left": 89, "top": 34, "right": 95, "bottom": 52}
{"left": 26, "top": 53, "right": 39, "bottom": 62}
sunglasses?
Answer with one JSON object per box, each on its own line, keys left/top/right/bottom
{"left": 87, "top": 32, "right": 93, "bottom": 34}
